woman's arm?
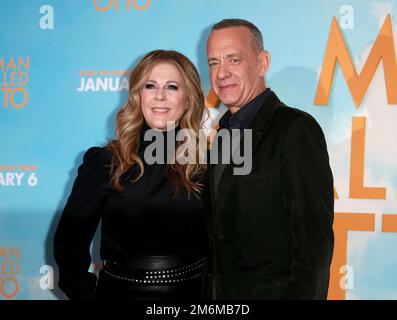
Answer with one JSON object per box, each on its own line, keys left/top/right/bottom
{"left": 53, "top": 147, "right": 110, "bottom": 300}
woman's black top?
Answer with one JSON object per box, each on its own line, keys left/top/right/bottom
{"left": 53, "top": 123, "right": 208, "bottom": 299}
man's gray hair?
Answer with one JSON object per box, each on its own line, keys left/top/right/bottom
{"left": 211, "top": 18, "right": 264, "bottom": 52}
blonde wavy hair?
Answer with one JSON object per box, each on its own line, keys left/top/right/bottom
{"left": 106, "top": 50, "right": 207, "bottom": 198}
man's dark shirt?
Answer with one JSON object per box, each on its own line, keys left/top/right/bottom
{"left": 218, "top": 88, "right": 271, "bottom": 130}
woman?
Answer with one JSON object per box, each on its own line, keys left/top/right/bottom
{"left": 53, "top": 50, "right": 208, "bottom": 300}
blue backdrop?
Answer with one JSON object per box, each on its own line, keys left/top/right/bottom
{"left": 1, "top": 0, "right": 397, "bottom": 299}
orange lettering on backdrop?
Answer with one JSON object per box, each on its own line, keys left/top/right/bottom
{"left": 205, "top": 88, "right": 220, "bottom": 148}
{"left": 93, "top": 0, "right": 113, "bottom": 12}
{"left": 130, "top": 0, "right": 151, "bottom": 10}
{"left": 314, "top": 15, "right": 397, "bottom": 108}
{"left": 328, "top": 213, "right": 375, "bottom": 300}
{"left": 382, "top": 214, "right": 397, "bottom": 232}
{"left": 205, "top": 88, "right": 220, "bottom": 108}
{"left": 350, "top": 117, "right": 386, "bottom": 199}
{"left": 334, "top": 186, "right": 339, "bottom": 199}
{"left": 94, "top": 0, "right": 151, "bottom": 11}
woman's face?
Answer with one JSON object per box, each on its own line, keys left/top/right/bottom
{"left": 140, "top": 62, "right": 188, "bottom": 131}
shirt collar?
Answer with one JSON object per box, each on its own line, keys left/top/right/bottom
{"left": 219, "top": 88, "right": 271, "bottom": 130}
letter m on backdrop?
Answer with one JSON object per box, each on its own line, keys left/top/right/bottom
{"left": 315, "top": 15, "right": 397, "bottom": 108}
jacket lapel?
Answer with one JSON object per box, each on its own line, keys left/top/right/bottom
{"left": 212, "top": 90, "right": 282, "bottom": 214}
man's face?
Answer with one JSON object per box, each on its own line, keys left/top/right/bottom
{"left": 207, "top": 26, "right": 269, "bottom": 112}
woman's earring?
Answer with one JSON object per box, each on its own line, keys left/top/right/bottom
{"left": 185, "top": 102, "right": 188, "bottom": 110}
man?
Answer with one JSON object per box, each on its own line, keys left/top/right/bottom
{"left": 202, "top": 19, "right": 334, "bottom": 299}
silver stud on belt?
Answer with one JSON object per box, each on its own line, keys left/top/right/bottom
{"left": 103, "top": 269, "right": 204, "bottom": 284}
{"left": 103, "top": 257, "right": 206, "bottom": 284}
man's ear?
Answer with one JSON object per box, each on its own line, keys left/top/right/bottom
{"left": 258, "top": 50, "right": 271, "bottom": 77}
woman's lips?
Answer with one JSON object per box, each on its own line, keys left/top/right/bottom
{"left": 151, "top": 107, "right": 170, "bottom": 115}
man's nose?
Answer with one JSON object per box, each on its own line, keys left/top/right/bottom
{"left": 217, "top": 63, "right": 230, "bottom": 80}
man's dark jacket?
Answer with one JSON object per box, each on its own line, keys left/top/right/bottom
{"left": 202, "top": 91, "right": 334, "bottom": 299}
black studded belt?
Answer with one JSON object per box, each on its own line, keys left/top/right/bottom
{"left": 102, "top": 255, "right": 206, "bottom": 285}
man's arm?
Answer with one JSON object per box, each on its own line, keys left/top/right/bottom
{"left": 280, "top": 113, "right": 334, "bottom": 299}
